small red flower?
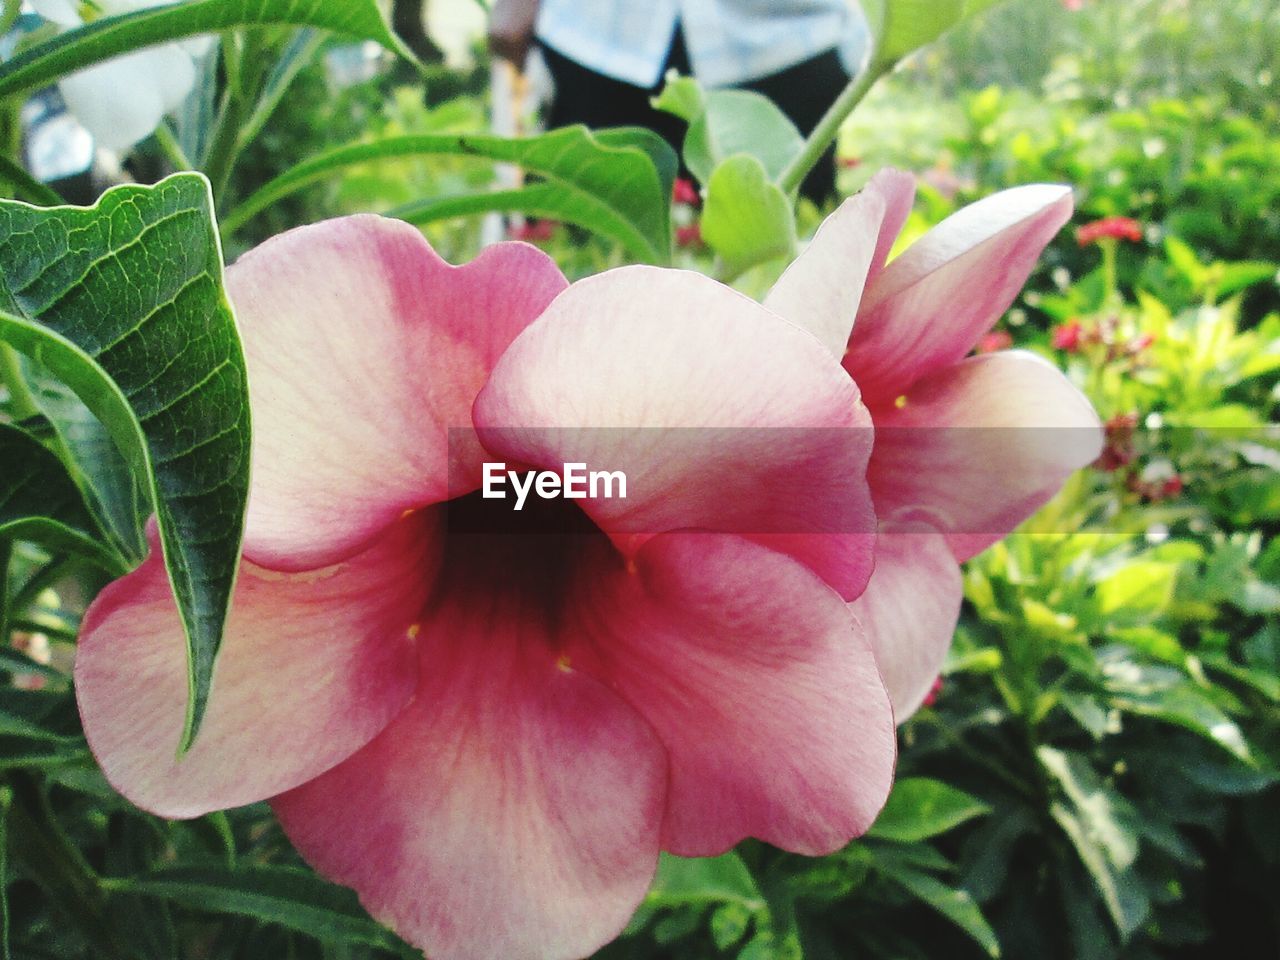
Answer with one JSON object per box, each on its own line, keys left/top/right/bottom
{"left": 837, "top": 156, "right": 862, "bottom": 170}
{"left": 1061, "top": 0, "right": 1083, "bottom": 10}
{"left": 1076, "top": 216, "right": 1143, "bottom": 246}
{"left": 1051, "top": 320, "right": 1083, "bottom": 352}
{"left": 675, "top": 223, "right": 703, "bottom": 248}
{"left": 1128, "top": 332, "right": 1155, "bottom": 354}
{"left": 1095, "top": 412, "right": 1139, "bottom": 471}
{"left": 921, "top": 676, "right": 943, "bottom": 708}
{"left": 507, "top": 219, "right": 557, "bottom": 243}
{"left": 1160, "top": 474, "right": 1183, "bottom": 498}
{"left": 672, "top": 178, "right": 700, "bottom": 207}
{"left": 976, "top": 330, "right": 1013, "bottom": 354}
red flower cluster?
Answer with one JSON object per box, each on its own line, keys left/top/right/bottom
{"left": 1051, "top": 319, "right": 1083, "bottom": 351}
{"left": 507, "top": 219, "right": 557, "bottom": 243}
{"left": 672, "top": 178, "right": 700, "bottom": 207}
{"left": 676, "top": 223, "right": 703, "bottom": 248}
{"left": 1076, "top": 216, "right": 1143, "bottom": 246}
{"left": 1095, "top": 411, "right": 1139, "bottom": 471}
{"left": 1051, "top": 316, "right": 1156, "bottom": 362}
{"left": 1126, "top": 472, "right": 1184, "bottom": 503}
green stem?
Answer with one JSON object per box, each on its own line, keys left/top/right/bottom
{"left": 0, "top": 541, "right": 11, "bottom": 647}
{"left": 776, "top": 56, "right": 893, "bottom": 196}
{"left": 153, "top": 122, "right": 193, "bottom": 172}
{"left": 0, "top": 344, "right": 38, "bottom": 422}
{"left": 0, "top": 1, "right": 18, "bottom": 42}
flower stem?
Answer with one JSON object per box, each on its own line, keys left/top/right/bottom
{"left": 776, "top": 56, "right": 893, "bottom": 197}
{"left": 153, "top": 122, "right": 193, "bottom": 172}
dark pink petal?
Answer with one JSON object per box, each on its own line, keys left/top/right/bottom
{"left": 847, "top": 185, "right": 1073, "bottom": 402}
{"left": 75, "top": 517, "right": 435, "bottom": 819}
{"left": 574, "top": 532, "right": 896, "bottom": 857}
{"left": 763, "top": 168, "right": 915, "bottom": 358}
{"left": 473, "top": 265, "right": 877, "bottom": 599}
{"left": 226, "top": 216, "right": 567, "bottom": 570}
{"left": 867, "top": 351, "right": 1103, "bottom": 561}
{"left": 273, "top": 585, "right": 667, "bottom": 960}
{"left": 849, "top": 527, "right": 962, "bottom": 720}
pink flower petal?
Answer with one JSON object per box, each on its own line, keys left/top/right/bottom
{"left": 763, "top": 168, "right": 915, "bottom": 358}
{"left": 75, "top": 516, "right": 435, "bottom": 819}
{"left": 848, "top": 185, "right": 1074, "bottom": 402}
{"left": 226, "top": 216, "right": 567, "bottom": 570}
{"left": 867, "top": 351, "right": 1103, "bottom": 561}
{"left": 473, "top": 265, "right": 877, "bottom": 599}
{"left": 273, "top": 584, "right": 667, "bottom": 960}
{"left": 575, "top": 531, "right": 895, "bottom": 857}
{"left": 864, "top": 168, "right": 918, "bottom": 288}
{"left": 849, "top": 527, "right": 962, "bottom": 720}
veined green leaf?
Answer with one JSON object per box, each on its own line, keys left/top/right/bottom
{"left": 0, "top": 0, "right": 413, "bottom": 103}
{"left": 0, "top": 174, "right": 251, "bottom": 751}
{"left": 682, "top": 90, "right": 804, "bottom": 184}
{"left": 0, "top": 422, "right": 124, "bottom": 573}
{"left": 648, "top": 852, "right": 764, "bottom": 910}
{"left": 119, "top": 865, "right": 416, "bottom": 957}
{"left": 222, "top": 126, "right": 677, "bottom": 263}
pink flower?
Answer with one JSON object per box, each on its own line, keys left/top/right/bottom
{"left": 764, "top": 169, "right": 1102, "bottom": 717}
{"left": 976, "top": 330, "right": 1013, "bottom": 353}
{"left": 74, "top": 218, "right": 896, "bottom": 958}
{"left": 675, "top": 222, "right": 703, "bottom": 248}
{"left": 1076, "top": 216, "right": 1143, "bottom": 246}
{"left": 672, "top": 177, "right": 700, "bottom": 206}
{"left": 1061, "top": 0, "right": 1083, "bottom": 11}
{"left": 1051, "top": 319, "right": 1083, "bottom": 352}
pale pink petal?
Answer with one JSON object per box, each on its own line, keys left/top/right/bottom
{"left": 273, "top": 583, "right": 667, "bottom": 960}
{"left": 225, "top": 217, "right": 567, "bottom": 570}
{"left": 573, "top": 532, "right": 896, "bottom": 857}
{"left": 847, "top": 184, "right": 1074, "bottom": 402}
{"left": 763, "top": 185, "right": 884, "bottom": 357}
{"left": 850, "top": 527, "right": 962, "bottom": 721}
{"left": 473, "top": 265, "right": 877, "bottom": 599}
{"left": 763, "top": 168, "right": 916, "bottom": 358}
{"left": 75, "top": 516, "right": 435, "bottom": 819}
{"left": 867, "top": 351, "right": 1103, "bottom": 561}
{"left": 864, "top": 168, "right": 918, "bottom": 287}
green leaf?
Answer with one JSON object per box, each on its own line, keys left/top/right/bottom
{"left": 0, "top": 422, "right": 123, "bottom": 573}
{"left": 0, "top": 786, "right": 9, "bottom": 960}
{"left": 1038, "top": 746, "right": 1148, "bottom": 939}
{"left": 682, "top": 90, "right": 804, "bottom": 184}
{"left": 1095, "top": 560, "right": 1177, "bottom": 622}
{"left": 877, "top": 863, "right": 1001, "bottom": 957}
{"left": 647, "top": 852, "right": 764, "bottom": 910}
{"left": 651, "top": 74, "right": 707, "bottom": 123}
{"left": 878, "top": 0, "right": 965, "bottom": 62}
{"left": 701, "top": 155, "right": 796, "bottom": 280}
{"left": 21, "top": 367, "right": 148, "bottom": 562}
{"left": 0, "top": 156, "right": 63, "bottom": 208}
{"left": 869, "top": 777, "right": 992, "bottom": 842}
{"left": 0, "top": 174, "right": 251, "bottom": 751}
{"left": 120, "top": 864, "right": 415, "bottom": 956}
{"left": 0, "top": 0, "right": 413, "bottom": 103}
{"left": 223, "top": 126, "right": 676, "bottom": 263}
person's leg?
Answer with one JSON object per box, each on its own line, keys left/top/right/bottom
{"left": 741, "top": 48, "right": 849, "bottom": 205}
{"left": 539, "top": 34, "right": 691, "bottom": 158}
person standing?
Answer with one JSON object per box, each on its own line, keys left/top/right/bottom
{"left": 489, "top": 0, "right": 869, "bottom": 204}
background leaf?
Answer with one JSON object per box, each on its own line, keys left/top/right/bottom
{"left": 682, "top": 90, "right": 804, "bottom": 184}
{"left": 700, "top": 155, "right": 796, "bottom": 279}
{"left": 869, "top": 777, "right": 992, "bottom": 842}
{"left": 0, "top": 0, "right": 413, "bottom": 103}
{"left": 0, "top": 422, "right": 122, "bottom": 573}
{"left": 0, "top": 174, "right": 250, "bottom": 750}
{"left": 222, "top": 126, "right": 676, "bottom": 263}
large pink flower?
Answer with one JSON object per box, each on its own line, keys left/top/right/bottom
{"left": 765, "top": 170, "right": 1103, "bottom": 718}
{"left": 75, "top": 216, "right": 896, "bottom": 959}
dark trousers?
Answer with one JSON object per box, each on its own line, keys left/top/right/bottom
{"left": 540, "top": 31, "right": 846, "bottom": 204}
